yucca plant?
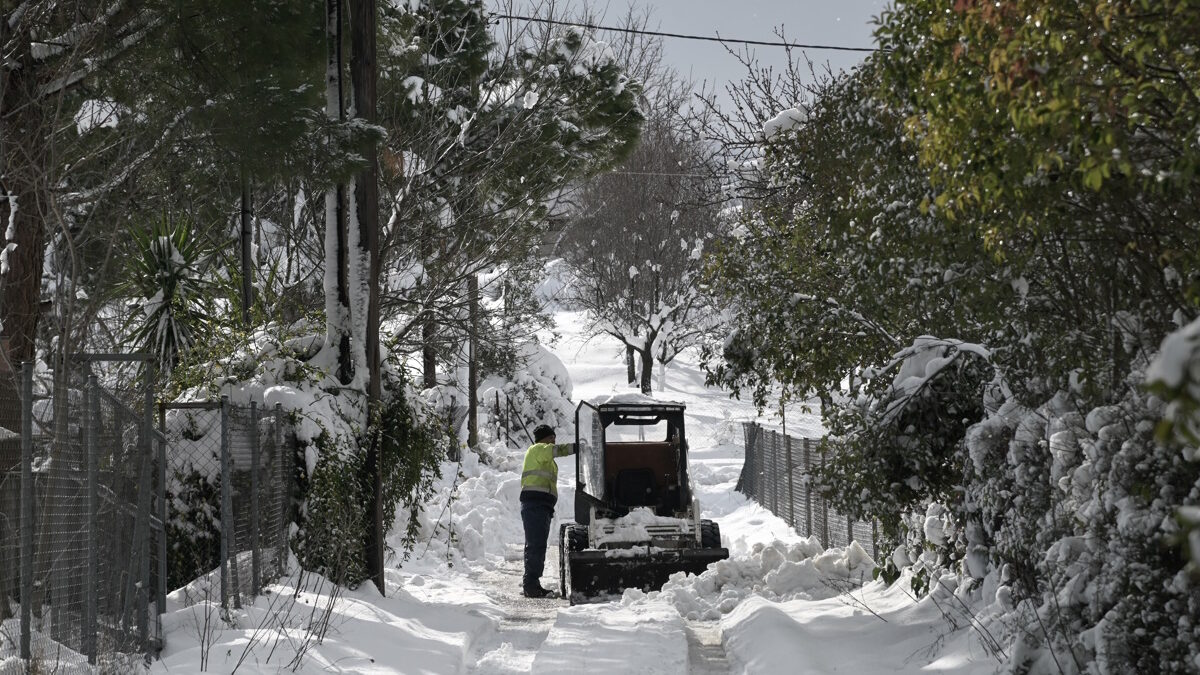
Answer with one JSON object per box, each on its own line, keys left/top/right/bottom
{"left": 122, "top": 215, "right": 214, "bottom": 377}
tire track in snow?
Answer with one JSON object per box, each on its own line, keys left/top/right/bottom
{"left": 684, "top": 621, "right": 730, "bottom": 674}
{"left": 468, "top": 546, "right": 566, "bottom": 674}
{"left": 467, "top": 546, "right": 731, "bottom": 674}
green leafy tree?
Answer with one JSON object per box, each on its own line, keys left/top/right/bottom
{"left": 875, "top": 0, "right": 1200, "bottom": 396}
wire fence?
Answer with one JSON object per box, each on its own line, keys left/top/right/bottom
{"left": 738, "top": 422, "right": 880, "bottom": 562}
{"left": 160, "top": 398, "right": 295, "bottom": 611}
{"left": 0, "top": 361, "right": 296, "bottom": 670}
{"left": 0, "top": 361, "right": 164, "bottom": 672}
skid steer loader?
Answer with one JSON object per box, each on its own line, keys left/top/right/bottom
{"left": 558, "top": 395, "right": 728, "bottom": 604}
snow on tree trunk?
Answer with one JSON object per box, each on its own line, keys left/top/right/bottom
{"left": 349, "top": 0, "right": 383, "bottom": 593}
{"left": 467, "top": 272, "right": 479, "bottom": 450}
{"left": 0, "top": 48, "right": 49, "bottom": 366}
{"left": 323, "top": 0, "right": 353, "bottom": 384}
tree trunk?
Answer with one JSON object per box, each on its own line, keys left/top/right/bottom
{"left": 350, "top": 0, "right": 384, "bottom": 595}
{"left": 324, "top": 0, "right": 353, "bottom": 385}
{"left": 625, "top": 345, "right": 636, "bottom": 385}
{"left": 421, "top": 221, "right": 437, "bottom": 388}
{"left": 422, "top": 320, "right": 437, "bottom": 388}
{"left": 638, "top": 344, "right": 653, "bottom": 394}
{"left": 466, "top": 273, "right": 479, "bottom": 451}
{"left": 0, "top": 32, "right": 49, "bottom": 367}
{"left": 239, "top": 171, "right": 254, "bottom": 326}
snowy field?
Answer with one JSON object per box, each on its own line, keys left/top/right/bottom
{"left": 140, "top": 305, "right": 1006, "bottom": 675}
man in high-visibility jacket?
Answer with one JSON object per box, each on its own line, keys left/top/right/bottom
{"left": 520, "top": 424, "right": 577, "bottom": 598}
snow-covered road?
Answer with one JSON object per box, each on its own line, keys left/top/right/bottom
{"left": 463, "top": 546, "right": 729, "bottom": 675}
{"left": 467, "top": 551, "right": 561, "bottom": 675}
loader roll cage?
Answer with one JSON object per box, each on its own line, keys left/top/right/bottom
{"left": 573, "top": 400, "right": 692, "bottom": 525}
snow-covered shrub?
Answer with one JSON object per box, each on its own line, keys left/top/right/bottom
{"left": 292, "top": 373, "right": 446, "bottom": 586}
{"left": 478, "top": 340, "right": 575, "bottom": 447}
{"left": 955, "top": 384, "right": 1200, "bottom": 673}
{"left": 818, "top": 329, "right": 1200, "bottom": 671}
{"left": 161, "top": 407, "right": 223, "bottom": 589}
{"left": 820, "top": 337, "right": 992, "bottom": 545}
{"left": 166, "top": 322, "right": 449, "bottom": 588}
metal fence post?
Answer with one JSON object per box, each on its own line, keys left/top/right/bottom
{"left": 777, "top": 429, "right": 787, "bottom": 509}
{"left": 772, "top": 432, "right": 781, "bottom": 514}
{"left": 157, "top": 402, "right": 168, "bottom": 619}
{"left": 85, "top": 376, "right": 99, "bottom": 663}
{"left": 219, "top": 396, "right": 231, "bottom": 609}
{"left": 19, "top": 362, "right": 33, "bottom": 660}
{"left": 820, "top": 450, "right": 830, "bottom": 548}
{"left": 250, "top": 401, "right": 262, "bottom": 595}
{"left": 766, "top": 432, "right": 775, "bottom": 513}
{"left": 872, "top": 521, "right": 879, "bottom": 562}
{"left": 786, "top": 435, "right": 795, "bottom": 528}
{"left": 138, "top": 367, "right": 154, "bottom": 647}
{"left": 274, "top": 403, "right": 287, "bottom": 574}
{"left": 803, "top": 440, "right": 813, "bottom": 539}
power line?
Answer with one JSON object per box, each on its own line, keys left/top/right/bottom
{"left": 491, "top": 13, "right": 880, "bottom": 53}
{"left": 608, "top": 170, "right": 711, "bottom": 178}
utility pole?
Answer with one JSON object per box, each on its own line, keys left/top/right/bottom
{"left": 350, "top": 0, "right": 384, "bottom": 595}
{"left": 325, "top": 0, "right": 354, "bottom": 384}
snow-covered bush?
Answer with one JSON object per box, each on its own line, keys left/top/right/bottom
{"left": 820, "top": 337, "right": 992, "bottom": 545}
{"left": 478, "top": 340, "right": 575, "bottom": 447}
{"left": 289, "top": 370, "right": 446, "bottom": 586}
{"left": 824, "top": 335, "right": 1200, "bottom": 671}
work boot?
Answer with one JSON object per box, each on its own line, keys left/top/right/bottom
{"left": 522, "top": 585, "right": 554, "bottom": 598}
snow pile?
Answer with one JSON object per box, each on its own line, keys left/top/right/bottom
{"left": 719, "top": 568, "right": 1007, "bottom": 675}
{"left": 390, "top": 441, "right": 578, "bottom": 572}
{"left": 390, "top": 444, "right": 524, "bottom": 569}
{"left": 594, "top": 507, "right": 683, "bottom": 544}
{"left": 626, "top": 539, "right": 876, "bottom": 621}
{"left": 153, "top": 563, "right": 493, "bottom": 674}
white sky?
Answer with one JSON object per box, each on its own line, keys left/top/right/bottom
{"left": 490, "top": 0, "right": 888, "bottom": 103}
{"left": 632, "top": 0, "right": 886, "bottom": 94}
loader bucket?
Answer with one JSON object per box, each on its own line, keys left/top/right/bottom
{"left": 565, "top": 547, "right": 729, "bottom": 604}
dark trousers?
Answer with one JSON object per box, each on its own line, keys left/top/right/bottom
{"left": 520, "top": 492, "right": 555, "bottom": 591}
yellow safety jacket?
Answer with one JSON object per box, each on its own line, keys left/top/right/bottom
{"left": 520, "top": 441, "right": 575, "bottom": 497}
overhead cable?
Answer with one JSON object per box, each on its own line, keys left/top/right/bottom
{"left": 491, "top": 13, "right": 880, "bottom": 53}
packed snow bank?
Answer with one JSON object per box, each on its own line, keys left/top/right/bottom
{"left": 533, "top": 602, "right": 688, "bottom": 674}
{"left": 153, "top": 564, "right": 496, "bottom": 674}
{"left": 627, "top": 539, "right": 876, "bottom": 621}
{"left": 721, "top": 570, "right": 1005, "bottom": 675}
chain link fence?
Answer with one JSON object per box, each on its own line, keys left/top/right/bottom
{"left": 0, "top": 362, "right": 296, "bottom": 670}
{"left": 160, "top": 398, "right": 295, "bottom": 611}
{"left": 0, "top": 360, "right": 164, "bottom": 671}
{"left": 738, "top": 422, "right": 880, "bottom": 562}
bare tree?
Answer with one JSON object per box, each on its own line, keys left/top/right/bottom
{"left": 561, "top": 91, "right": 724, "bottom": 393}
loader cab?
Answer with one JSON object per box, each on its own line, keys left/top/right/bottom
{"left": 573, "top": 398, "right": 691, "bottom": 525}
